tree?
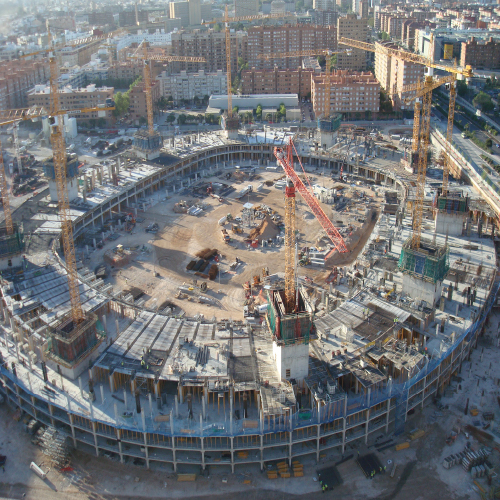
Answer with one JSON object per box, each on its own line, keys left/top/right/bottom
{"left": 167, "top": 113, "right": 176, "bottom": 124}
{"left": 232, "top": 106, "right": 239, "bottom": 115}
{"left": 379, "top": 32, "right": 390, "bottom": 41}
{"left": 456, "top": 80, "right": 468, "bottom": 97}
{"left": 277, "top": 103, "right": 286, "bottom": 121}
{"left": 178, "top": 114, "right": 187, "bottom": 125}
{"left": 156, "top": 96, "right": 168, "bottom": 111}
{"left": 139, "top": 116, "right": 148, "bottom": 126}
{"left": 213, "top": 23, "right": 222, "bottom": 32}
{"left": 265, "top": 113, "right": 273, "bottom": 122}
{"left": 473, "top": 91, "right": 494, "bottom": 112}
{"left": 486, "top": 138, "right": 493, "bottom": 148}
{"left": 330, "top": 54, "right": 337, "bottom": 71}
{"left": 464, "top": 123, "right": 470, "bottom": 132}
{"left": 113, "top": 91, "right": 130, "bottom": 117}
{"left": 256, "top": 104, "right": 263, "bottom": 120}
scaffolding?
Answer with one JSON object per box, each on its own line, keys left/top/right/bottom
{"left": 133, "top": 129, "right": 162, "bottom": 153}
{"left": 435, "top": 195, "right": 469, "bottom": 214}
{"left": 266, "top": 289, "right": 312, "bottom": 345}
{"left": 46, "top": 311, "right": 101, "bottom": 367}
{"left": 0, "top": 223, "right": 24, "bottom": 258}
{"left": 317, "top": 114, "right": 342, "bottom": 133}
{"left": 398, "top": 236, "right": 449, "bottom": 283}
{"left": 43, "top": 154, "right": 79, "bottom": 180}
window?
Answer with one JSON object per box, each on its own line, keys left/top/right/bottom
{"left": 286, "top": 369, "right": 291, "bottom": 378}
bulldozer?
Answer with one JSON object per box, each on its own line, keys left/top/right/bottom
{"left": 232, "top": 225, "right": 243, "bottom": 234}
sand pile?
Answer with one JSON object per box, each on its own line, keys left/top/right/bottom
{"left": 248, "top": 215, "right": 280, "bottom": 242}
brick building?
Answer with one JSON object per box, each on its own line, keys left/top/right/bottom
{"left": 58, "top": 39, "right": 103, "bottom": 68}
{"left": 374, "top": 41, "right": 424, "bottom": 111}
{"left": 311, "top": 70, "right": 379, "bottom": 117}
{"left": 241, "top": 66, "right": 314, "bottom": 97}
{"left": 337, "top": 14, "right": 369, "bottom": 71}
{"left": 128, "top": 80, "right": 160, "bottom": 121}
{"left": 247, "top": 25, "right": 337, "bottom": 70}
{"left": 0, "top": 59, "right": 50, "bottom": 111}
{"left": 27, "top": 84, "right": 114, "bottom": 123}
{"left": 460, "top": 37, "right": 500, "bottom": 69}
{"left": 170, "top": 29, "right": 247, "bottom": 74}
{"left": 108, "top": 62, "right": 144, "bottom": 81}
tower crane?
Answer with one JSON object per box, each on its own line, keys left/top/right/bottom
{"left": 258, "top": 49, "right": 349, "bottom": 119}
{"left": 275, "top": 139, "right": 348, "bottom": 311}
{"left": 13, "top": 31, "right": 121, "bottom": 324}
{"left": 338, "top": 37, "right": 473, "bottom": 249}
{"left": 130, "top": 43, "right": 205, "bottom": 140}
{"left": 203, "top": 10, "right": 291, "bottom": 123}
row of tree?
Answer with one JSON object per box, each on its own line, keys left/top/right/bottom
{"left": 113, "top": 76, "right": 143, "bottom": 117}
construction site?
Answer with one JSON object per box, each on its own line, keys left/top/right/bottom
{"left": 1, "top": 36, "right": 500, "bottom": 500}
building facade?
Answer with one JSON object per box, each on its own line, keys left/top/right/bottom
{"left": 27, "top": 84, "right": 114, "bottom": 123}
{"left": 157, "top": 69, "right": 227, "bottom": 102}
{"left": 311, "top": 70, "right": 380, "bottom": 117}
{"left": 241, "top": 66, "right": 314, "bottom": 97}
{"left": 337, "top": 14, "right": 369, "bottom": 71}
{"left": 128, "top": 80, "right": 160, "bottom": 120}
{"left": 374, "top": 41, "right": 424, "bottom": 111}
{"left": 247, "top": 25, "right": 337, "bottom": 70}
{"left": 0, "top": 59, "right": 50, "bottom": 111}
{"left": 235, "top": 0, "right": 259, "bottom": 17}
{"left": 460, "top": 37, "right": 500, "bottom": 70}
{"left": 170, "top": 29, "right": 247, "bottom": 74}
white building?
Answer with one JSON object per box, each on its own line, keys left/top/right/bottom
{"left": 115, "top": 30, "right": 173, "bottom": 52}
{"left": 158, "top": 69, "right": 227, "bottom": 102}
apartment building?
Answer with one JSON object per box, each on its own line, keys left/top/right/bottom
{"left": 311, "top": 70, "right": 380, "bottom": 117}
{"left": 128, "top": 80, "right": 160, "bottom": 120}
{"left": 27, "top": 84, "right": 114, "bottom": 123}
{"left": 58, "top": 39, "right": 103, "bottom": 67}
{"left": 337, "top": 14, "right": 369, "bottom": 71}
{"left": 0, "top": 59, "right": 50, "bottom": 111}
{"left": 108, "top": 62, "right": 143, "bottom": 81}
{"left": 235, "top": 0, "right": 258, "bottom": 17}
{"left": 460, "top": 37, "right": 500, "bottom": 69}
{"left": 170, "top": 29, "right": 247, "bottom": 74}
{"left": 312, "top": 10, "right": 338, "bottom": 27}
{"left": 247, "top": 25, "right": 337, "bottom": 70}
{"left": 241, "top": 66, "right": 314, "bottom": 97}
{"left": 359, "top": 0, "right": 369, "bottom": 19}
{"left": 313, "top": 0, "right": 334, "bottom": 10}
{"left": 169, "top": 0, "right": 201, "bottom": 27}
{"left": 157, "top": 69, "right": 227, "bottom": 102}
{"left": 374, "top": 41, "right": 424, "bottom": 111}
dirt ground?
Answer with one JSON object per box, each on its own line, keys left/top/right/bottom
{"left": 89, "top": 170, "right": 385, "bottom": 320}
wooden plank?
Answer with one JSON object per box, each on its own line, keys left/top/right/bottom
{"left": 243, "top": 420, "right": 259, "bottom": 429}
{"left": 395, "top": 442, "right": 410, "bottom": 451}
{"left": 177, "top": 474, "right": 197, "bottom": 482}
{"left": 279, "top": 472, "right": 291, "bottom": 478}
{"left": 294, "top": 471, "right": 304, "bottom": 477}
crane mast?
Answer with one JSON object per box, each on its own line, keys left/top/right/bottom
{"left": 0, "top": 143, "right": 13, "bottom": 235}
{"left": 49, "top": 53, "right": 84, "bottom": 323}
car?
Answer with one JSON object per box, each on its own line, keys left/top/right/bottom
{"left": 496, "top": 144, "right": 500, "bottom": 148}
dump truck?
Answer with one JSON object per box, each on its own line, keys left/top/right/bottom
{"left": 221, "top": 228, "right": 230, "bottom": 243}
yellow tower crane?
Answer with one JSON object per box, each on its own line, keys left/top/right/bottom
{"left": 14, "top": 30, "right": 121, "bottom": 323}
{"left": 338, "top": 37, "right": 473, "bottom": 248}
{"left": 203, "top": 10, "right": 291, "bottom": 123}
{"left": 131, "top": 43, "right": 205, "bottom": 139}
{"left": 258, "top": 49, "right": 349, "bottom": 119}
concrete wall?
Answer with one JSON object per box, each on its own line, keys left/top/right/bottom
{"left": 273, "top": 341, "right": 309, "bottom": 381}
{"left": 402, "top": 274, "right": 443, "bottom": 308}
{"left": 48, "top": 177, "right": 79, "bottom": 202}
{"left": 0, "top": 255, "right": 23, "bottom": 271}
{"left": 435, "top": 211, "right": 464, "bottom": 236}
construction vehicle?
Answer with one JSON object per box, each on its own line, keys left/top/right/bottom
{"left": 221, "top": 228, "right": 230, "bottom": 244}
{"left": 339, "top": 36, "right": 473, "bottom": 248}
{"left": 232, "top": 225, "right": 243, "bottom": 234}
